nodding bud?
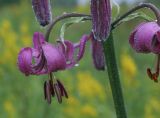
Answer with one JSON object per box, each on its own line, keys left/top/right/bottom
{"left": 32, "top": 0, "right": 52, "bottom": 26}
{"left": 91, "top": 0, "right": 111, "bottom": 41}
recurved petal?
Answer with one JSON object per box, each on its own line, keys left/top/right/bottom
{"left": 62, "top": 41, "right": 76, "bottom": 68}
{"left": 33, "top": 32, "right": 45, "bottom": 49}
{"left": 58, "top": 40, "right": 75, "bottom": 63}
{"left": 17, "top": 47, "right": 33, "bottom": 76}
{"left": 61, "top": 35, "right": 89, "bottom": 68}
{"left": 91, "top": 38, "right": 105, "bottom": 70}
{"left": 42, "top": 43, "right": 66, "bottom": 73}
{"left": 77, "top": 35, "right": 89, "bottom": 61}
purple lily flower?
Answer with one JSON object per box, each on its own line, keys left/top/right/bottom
{"left": 17, "top": 32, "right": 89, "bottom": 104}
{"left": 18, "top": 32, "right": 89, "bottom": 76}
{"left": 129, "top": 22, "right": 160, "bottom": 82}
{"left": 17, "top": 31, "right": 107, "bottom": 103}
{"left": 32, "top": 0, "right": 52, "bottom": 26}
{"left": 18, "top": 32, "right": 66, "bottom": 76}
{"left": 91, "top": 0, "right": 111, "bottom": 41}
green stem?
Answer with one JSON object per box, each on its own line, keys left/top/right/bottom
{"left": 103, "top": 33, "right": 127, "bottom": 118}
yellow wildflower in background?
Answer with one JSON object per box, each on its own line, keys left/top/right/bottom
{"left": 144, "top": 97, "right": 160, "bottom": 118}
{"left": 0, "top": 19, "right": 20, "bottom": 65}
{"left": 64, "top": 96, "right": 80, "bottom": 118}
{"left": 81, "top": 105, "right": 98, "bottom": 118}
{"left": 20, "top": 22, "right": 29, "bottom": 34}
{"left": 19, "top": 22, "right": 31, "bottom": 46}
{"left": 76, "top": 5, "right": 90, "bottom": 13}
{"left": 0, "top": 19, "right": 32, "bottom": 65}
{"left": 120, "top": 53, "right": 137, "bottom": 79}
{"left": 120, "top": 53, "right": 138, "bottom": 87}
{"left": 2, "top": 20, "right": 11, "bottom": 31}
{"left": 0, "top": 20, "right": 12, "bottom": 39}
{"left": 4, "top": 100, "right": 15, "bottom": 118}
{"left": 77, "top": 71, "right": 105, "bottom": 101}
{"left": 66, "top": 96, "right": 80, "bottom": 106}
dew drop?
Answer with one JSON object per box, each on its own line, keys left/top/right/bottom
{"left": 75, "top": 63, "right": 79, "bottom": 67}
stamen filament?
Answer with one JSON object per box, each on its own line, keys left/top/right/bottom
{"left": 147, "top": 54, "right": 160, "bottom": 82}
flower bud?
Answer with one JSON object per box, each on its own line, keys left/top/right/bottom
{"left": 91, "top": 0, "right": 111, "bottom": 41}
{"left": 91, "top": 34, "right": 105, "bottom": 70}
{"left": 32, "top": 0, "right": 52, "bottom": 26}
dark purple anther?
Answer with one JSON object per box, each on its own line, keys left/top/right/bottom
{"left": 91, "top": 0, "right": 111, "bottom": 41}
{"left": 45, "top": 81, "right": 51, "bottom": 104}
{"left": 43, "top": 73, "right": 68, "bottom": 104}
{"left": 32, "top": 0, "right": 52, "bottom": 26}
{"left": 54, "top": 83, "right": 62, "bottom": 104}
{"left": 57, "top": 80, "right": 68, "bottom": 98}
{"left": 44, "top": 81, "right": 47, "bottom": 100}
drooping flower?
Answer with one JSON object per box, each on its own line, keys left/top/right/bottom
{"left": 17, "top": 31, "right": 107, "bottom": 103}
{"left": 32, "top": 0, "right": 52, "bottom": 26}
{"left": 129, "top": 22, "right": 160, "bottom": 82}
{"left": 18, "top": 32, "right": 66, "bottom": 76}
{"left": 17, "top": 32, "right": 89, "bottom": 104}
{"left": 91, "top": 0, "right": 111, "bottom": 41}
{"left": 129, "top": 22, "right": 160, "bottom": 54}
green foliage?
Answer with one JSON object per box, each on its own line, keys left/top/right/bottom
{"left": 54, "top": 0, "right": 77, "bottom": 7}
{"left": 0, "top": 0, "right": 20, "bottom": 6}
{"left": 146, "top": 0, "right": 160, "bottom": 7}
{"left": 0, "top": 1, "right": 160, "bottom": 118}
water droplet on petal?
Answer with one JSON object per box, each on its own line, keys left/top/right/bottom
{"left": 75, "top": 63, "right": 79, "bottom": 67}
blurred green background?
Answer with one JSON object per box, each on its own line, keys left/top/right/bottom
{"left": 0, "top": 0, "right": 160, "bottom": 118}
